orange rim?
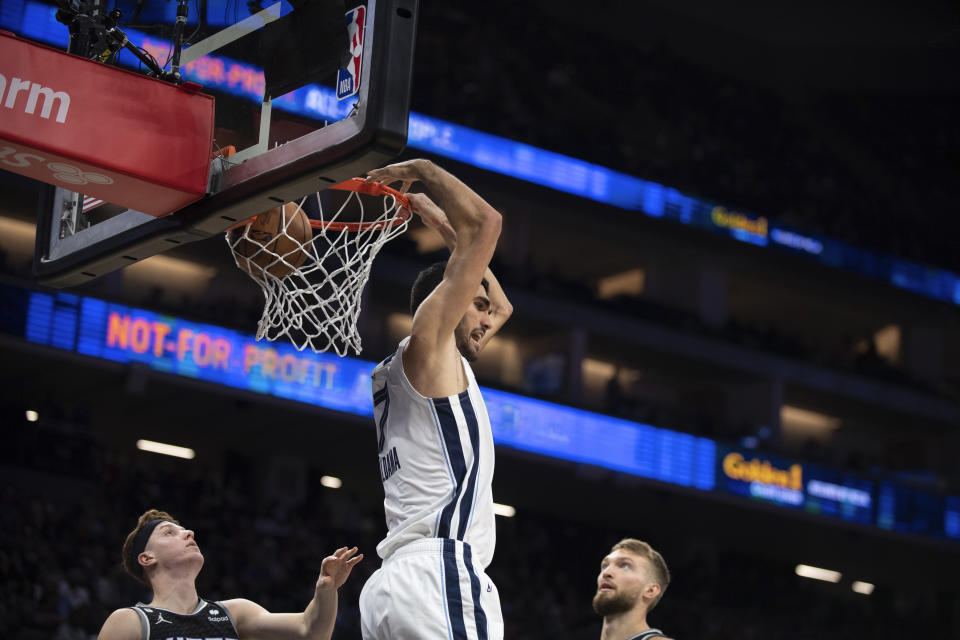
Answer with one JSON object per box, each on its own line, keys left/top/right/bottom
{"left": 313, "top": 177, "right": 411, "bottom": 231}
{"left": 225, "top": 177, "right": 412, "bottom": 233}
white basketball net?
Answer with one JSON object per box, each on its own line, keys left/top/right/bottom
{"left": 225, "top": 184, "right": 409, "bottom": 356}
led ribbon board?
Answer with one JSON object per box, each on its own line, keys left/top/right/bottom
{"left": 16, "top": 286, "right": 715, "bottom": 491}
{"left": 877, "top": 482, "right": 955, "bottom": 537}
{"left": 3, "top": 281, "right": 957, "bottom": 540}
{"left": 718, "top": 447, "right": 874, "bottom": 526}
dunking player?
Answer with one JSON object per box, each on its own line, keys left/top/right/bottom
{"left": 593, "top": 539, "right": 674, "bottom": 640}
{"left": 360, "top": 159, "right": 513, "bottom": 640}
{"left": 97, "top": 509, "right": 363, "bottom": 640}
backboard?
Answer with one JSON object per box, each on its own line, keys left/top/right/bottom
{"left": 8, "top": 0, "right": 418, "bottom": 287}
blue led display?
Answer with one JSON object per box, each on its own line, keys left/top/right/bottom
{"left": 4, "top": 1, "right": 960, "bottom": 308}
{"left": 21, "top": 289, "right": 715, "bottom": 491}
{"left": 803, "top": 466, "right": 874, "bottom": 526}
{"left": 61, "top": 295, "right": 374, "bottom": 418}
{"left": 717, "top": 447, "right": 805, "bottom": 508}
{"left": 24, "top": 293, "right": 53, "bottom": 345}
{"left": 484, "top": 388, "right": 716, "bottom": 490}
{"left": 876, "top": 482, "right": 945, "bottom": 537}
{"left": 716, "top": 447, "right": 874, "bottom": 526}
{"left": 945, "top": 496, "right": 960, "bottom": 540}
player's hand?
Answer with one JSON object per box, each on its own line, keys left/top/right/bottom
{"left": 316, "top": 546, "right": 363, "bottom": 592}
{"left": 366, "top": 159, "right": 432, "bottom": 194}
{"left": 406, "top": 193, "right": 449, "bottom": 231}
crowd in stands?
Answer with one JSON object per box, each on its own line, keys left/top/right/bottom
{"left": 414, "top": 3, "right": 960, "bottom": 273}
{"left": 2, "top": 418, "right": 956, "bottom": 639}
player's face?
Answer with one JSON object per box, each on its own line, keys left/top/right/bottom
{"left": 593, "top": 549, "right": 655, "bottom": 617}
{"left": 454, "top": 284, "right": 492, "bottom": 362}
{"left": 144, "top": 521, "right": 204, "bottom": 572}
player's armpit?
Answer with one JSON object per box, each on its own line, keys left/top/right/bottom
{"left": 97, "top": 608, "right": 141, "bottom": 640}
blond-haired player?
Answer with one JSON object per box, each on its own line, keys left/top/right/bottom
{"left": 594, "top": 538, "right": 673, "bottom": 640}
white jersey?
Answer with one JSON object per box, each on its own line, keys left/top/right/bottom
{"left": 371, "top": 336, "right": 496, "bottom": 568}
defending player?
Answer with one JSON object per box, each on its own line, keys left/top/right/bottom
{"left": 97, "top": 509, "right": 363, "bottom": 640}
{"left": 593, "top": 538, "right": 673, "bottom": 640}
{"left": 360, "top": 159, "right": 513, "bottom": 640}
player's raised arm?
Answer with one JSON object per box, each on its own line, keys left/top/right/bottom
{"left": 401, "top": 190, "right": 513, "bottom": 350}
{"left": 367, "top": 159, "right": 503, "bottom": 354}
{"left": 223, "top": 546, "right": 362, "bottom": 640}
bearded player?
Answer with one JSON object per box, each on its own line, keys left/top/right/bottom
{"left": 594, "top": 538, "right": 673, "bottom": 640}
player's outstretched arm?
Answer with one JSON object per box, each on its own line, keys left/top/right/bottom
{"left": 97, "top": 608, "right": 141, "bottom": 640}
{"left": 223, "top": 546, "right": 362, "bottom": 640}
{"left": 367, "top": 159, "right": 502, "bottom": 355}
{"left": 404, "top": 191, "right": 513, "bottom": 349}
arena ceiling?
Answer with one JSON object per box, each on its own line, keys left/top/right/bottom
{"left": 540, "top": 0, "right": 960, "bottom": 92}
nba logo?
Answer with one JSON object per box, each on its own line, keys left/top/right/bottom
{"left": 337, "top": 6, "right": 365, "bottom": 100}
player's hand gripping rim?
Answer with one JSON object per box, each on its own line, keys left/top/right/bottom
{"left": 365, "top": 159, "right": 431, "bottom": 197}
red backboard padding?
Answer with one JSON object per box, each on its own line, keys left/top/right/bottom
{"left": 0, "top": 31, "right": 215, "bottom": 217}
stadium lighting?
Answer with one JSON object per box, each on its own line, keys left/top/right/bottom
{"left": 320, "top": 475, "right": 343, "bottom": 489}
{"left": 795, "top": 564, "right": 842, "bottom": 583}
{"left": 25, "top": 410, "right": 39, "bottom": 422}
{"left": 136, "top": 439, "right": 195, "bottom": 460}
{"left": 852, "top": 581, "right": 875, "bottom": 595}
{"left": 493, "top": 503, "right": 516, "bottom": 517}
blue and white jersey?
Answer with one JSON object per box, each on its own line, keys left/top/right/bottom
{"left": 371, "top": 336, "right": 496, "bottom": 568}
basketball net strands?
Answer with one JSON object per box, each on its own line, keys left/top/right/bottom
{"left": 226, "top": 178, "right": 410, "bottom": 356}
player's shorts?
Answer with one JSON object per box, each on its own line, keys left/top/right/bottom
{"left": 360, "top": 538, "right": 503, "bottom": 640}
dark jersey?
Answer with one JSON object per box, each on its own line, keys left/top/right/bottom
{"left": 130, "top": 598, "right": 239, "bottom": 640}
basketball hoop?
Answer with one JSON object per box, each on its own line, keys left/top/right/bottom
{"left": 225, "top": 178, "right": 411, "bottom": 355}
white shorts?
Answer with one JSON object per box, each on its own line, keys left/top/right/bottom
{"left": 360, "top": 538, "right": 503, "bottom": 640}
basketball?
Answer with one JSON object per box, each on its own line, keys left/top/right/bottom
{"left": 230, "top": 203, "right": 312, "bottom": 278}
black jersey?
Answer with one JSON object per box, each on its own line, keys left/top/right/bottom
{"left": 130, "top": 598, "right": 239, "bottom": 640}
{"left": 627, "top": 629, "right": 672, "bottom": 640}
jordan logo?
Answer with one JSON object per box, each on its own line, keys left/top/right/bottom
{"left": 156, "top": 612, "right": 172, "bottom": 624}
